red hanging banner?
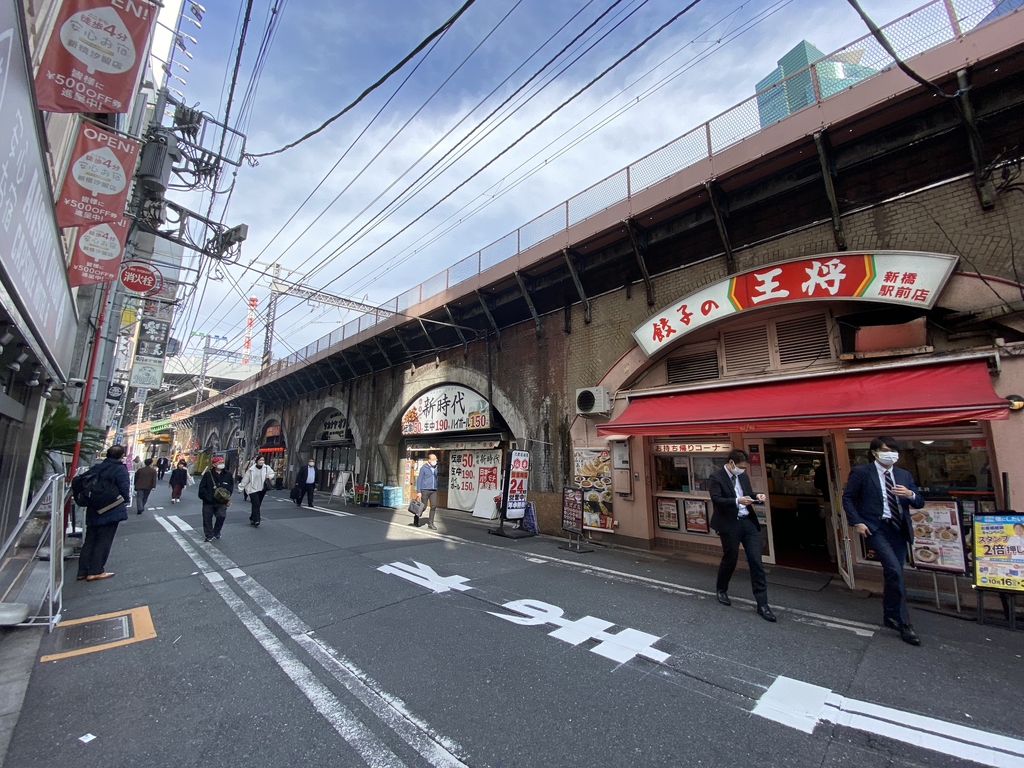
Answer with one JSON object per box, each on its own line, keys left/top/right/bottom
{"left": 67, "top": 217, "right": 129, "bottom": 287}
{"left": 56, "top": 121, "right": 140, "bottom": 227}
{"left": 33, "top": 0, "right": 156, "bottom": 114}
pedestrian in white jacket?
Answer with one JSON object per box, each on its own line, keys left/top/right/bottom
{"left": 238, "top": 456, "right": 276, "bottom": 527}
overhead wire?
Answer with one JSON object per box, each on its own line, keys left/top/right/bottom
{"left": 246, "top": 0, "right": 482, "bottom": 159}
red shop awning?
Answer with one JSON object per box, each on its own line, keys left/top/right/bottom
{"left": 597, "top": 360, "right": 1009, "bottom": 436}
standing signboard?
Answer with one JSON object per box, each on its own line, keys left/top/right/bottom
{"left": 55, "top": 122, "right": 140, "bottom": 227}
{"left": 504, "top": 451, "right": 530, "bottom": 520}
{"left": 973, "top": 514, "right": 1024, "bottom": 593}
{"left": 33, "top": 0, "right": 157, "bottom": 114}
{"left": 562, "top": 488, "right": 584, "bottom": 535}
{"left": 909, "top": 500, "right": 967, "bottom": 573}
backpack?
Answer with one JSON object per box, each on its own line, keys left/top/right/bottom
{"left": 71, "top": 466, "right": 123, "bottom": 513}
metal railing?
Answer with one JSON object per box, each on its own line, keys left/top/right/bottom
{"left": 178, "top": 0, "right": 1001, "bottom": 420}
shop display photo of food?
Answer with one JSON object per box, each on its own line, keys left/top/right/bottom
{"left": 574, "top": 448, "right": 613, "bottom": 523}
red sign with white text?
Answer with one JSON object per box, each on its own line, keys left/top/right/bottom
{"left": 67, "top": 217, "right": 128, "bottom": 287}
{"left": 33, "top": 0, "right": 156, "bottom": 114}
{"left": 56, "top": 122, "right": 139, "bottom": 227}
{"left": 634, "top": 251, "right": 958, "bottom": 356}
{"left": 120, "top": 262, "right": 162, "bottom": 294}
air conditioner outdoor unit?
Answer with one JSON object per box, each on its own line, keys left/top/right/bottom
{"left": 576, "top": 387, "right": 612, "bottom": 416}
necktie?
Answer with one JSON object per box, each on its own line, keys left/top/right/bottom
{"left": 884, "top": 470, "right": 902, "bottom": 526}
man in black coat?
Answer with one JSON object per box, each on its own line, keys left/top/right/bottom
{"left": 156, "top": 455, "right": 169, "bottom": 480}
{"left": 842, "top": 436, "right": 925, "bottom": 645}
{"left": 198, "top": 458, "right": 234, "bottom": 542}
{"left": 708, "top": 449, "right": 775, "bottom": 622}
{"left": 294, "top": 459, "right": 317, "bottom": 508}
{"left": 76, "top": 445, "right": 131, "bottom": 581}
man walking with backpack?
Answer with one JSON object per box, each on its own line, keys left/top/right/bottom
{"left": 74, "top": 445, "right": 131, "bottom": 582}
{"left": 198, "top": 457, "right": 234, "bottom": 542}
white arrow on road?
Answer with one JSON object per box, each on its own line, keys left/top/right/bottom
{"left": 754, "top": 676, "right": 1024, "bottom": 768}
{"left": 377, "top": 561, "right": 473, "bottom": 593}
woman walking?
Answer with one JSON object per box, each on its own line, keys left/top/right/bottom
{"left": 238, "top": 455, "right": 275, "bottom": 527}
{"left": 168, "top": 459, "right": 188, "bottom": 504}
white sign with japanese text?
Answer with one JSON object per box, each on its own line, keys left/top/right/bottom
{"left": 401, "top": 385, "right": 490, "bottom": 435}
{"left": 448, "top": 449, "right": 502, "bottom": 513}
{"left": 634, "top": 252, "right": 957, "bottom": 357}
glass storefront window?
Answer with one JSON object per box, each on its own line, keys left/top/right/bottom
{"left": 691, "top": 456, "right": 722, "bottom": 492}
{"left": 846, "top": 438, "right": 992, "bottom": 493}
{"left": 654, "top": 456, "right": 690, "bottom": 492}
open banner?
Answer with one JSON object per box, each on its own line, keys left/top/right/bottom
{"left": 33, "top": 0, "right": 156, "bottom": 114}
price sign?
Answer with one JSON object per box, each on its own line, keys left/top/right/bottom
{"left": 503, "top": 450, "right": 530, "bottom": 521}
{"left": 562, "top": 488, "right": 583, "bottom": 535}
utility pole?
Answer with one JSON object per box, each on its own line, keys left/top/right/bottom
{"left": 261, "top": 262, "right": 280, "bottom": 369}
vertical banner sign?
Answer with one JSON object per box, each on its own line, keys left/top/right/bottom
{"left": 562, "top": 488, "right": 584, "bottom": 535}
{"left": 503, "top": 451, "right": 530, "bottom": 521}
{"left": 67, "top": 216, "right": 128, "bottom": 286}
{"left": 450, "top": 450, "right": 503, "bottom": 514}
{"left": 33, "top": 0, "right": 156, "bottom": 114}
{"left": 56, "top": 122, "right": 140, "bottom": 227}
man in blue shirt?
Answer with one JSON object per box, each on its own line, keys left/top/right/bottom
{"left": 414, "top": 454, "right": 439, "bottom": 530}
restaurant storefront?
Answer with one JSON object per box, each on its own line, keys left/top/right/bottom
{"left": 258, "top": 422, "right": 287, "bottom": 481}
{"left": 397, "top": 384, "right": 507, "bottom": 516}
{"left": 587, "top": 251, "right": 1022, "bottom": 588}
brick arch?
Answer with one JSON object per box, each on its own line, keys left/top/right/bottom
{"left": 293, "top": 396, "right": 361, "bottom": 459}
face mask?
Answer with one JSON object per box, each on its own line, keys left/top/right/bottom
{"left": 876, "top": 451, "right": 899, "bottom": 467}
{"left": 308, "top": 463, "right": 315, "bottom": 467}
{"left": 256, "top": 461, "right": 264, "bottom": 467}
{"left": 731, "top": 465, "right": 745, "bottom": 476}
{"left": 214, "top": 464, "right": 224, "bottom": 471}
{"left": 429, "top": 460, "right": 437, "bottom": 466}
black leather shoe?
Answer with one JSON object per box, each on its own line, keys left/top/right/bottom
{"left": 899, "top": 624, "right": 922, "bottom": 645}
{"left": 757, "top": 605, "right": 777, "bottom": 622}
{"left": 717, "top": 590, "right": 731, "bottom": 606}
{"left": 884, "top": 617, "right": 902, "bottom": 631}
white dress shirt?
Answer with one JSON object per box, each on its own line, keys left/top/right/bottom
{"left": 875, "top": 461, "right": 895, "bottom": 519}
{"left": 730, "top": 469, "right": 749, "bottom": 518}
{"left": 305, "top": 466, "right": 316, "bottom": 484}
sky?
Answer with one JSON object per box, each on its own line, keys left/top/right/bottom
{"left": 159, "top": 0, "right": 970, "bottom": 361}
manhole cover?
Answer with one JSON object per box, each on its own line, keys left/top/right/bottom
{"left": 53, "top": 615, "right": 131, "bottom": 653}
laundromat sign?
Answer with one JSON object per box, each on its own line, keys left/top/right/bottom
{"left": 401, "top": 385, "right": 490, "bottom": 435}
{"left": 634, "top": 251, "right": 958, "bottom": 357}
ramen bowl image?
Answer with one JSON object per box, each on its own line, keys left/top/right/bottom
{"left": 938, "top": 528, "right": 956, "bottom": 541}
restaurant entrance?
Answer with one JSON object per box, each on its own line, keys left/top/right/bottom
{"left": 758, "top": 436, "right": 837, "bottom": 572}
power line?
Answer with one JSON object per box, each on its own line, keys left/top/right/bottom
{"left": 246, "top": 0, "right": 481, "bottom": 159}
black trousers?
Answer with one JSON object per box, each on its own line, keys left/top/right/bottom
{"left": 716, "top": 516, "right": 768, "bottom": 606}
{"left": 249, "top": 490, "right": 266, "bottom": 523}
{"left": 866, "top": 522, "right": 910, "bottom": 626}
{"left": 302, "top": 483, "right": 315, "bottom": 507}
{"left": 78, "top": 522, "right": 120, "bottom": 577}
{"left": 202, "top": 503, "right": 228, "bottom": 538}
{"left": 136, "top": 488, "right": 151, "bottom": 512}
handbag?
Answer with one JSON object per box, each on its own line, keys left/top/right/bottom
{"left": 290, "top": 484, "right": 303, "bottom": 501}
{"left": 408, "top": 499, "right": 425, "bottom": 516}
{"left": 263, "top": 478, "right": 274, "bottom": 492}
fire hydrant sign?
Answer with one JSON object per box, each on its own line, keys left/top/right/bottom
{"left": 502, "top": 451, "right": 530, "bottom": 520}
{"left": 33, "top": 0, "right": 157, "bottom": 114}
{"left": 56, "top": 122, "right": 140, "bottom": 227}
{"left": 633, "top": 251, "right": 957, "bottom": 356}
{"left": 120, "top": 262, "right": 162, "bottom": 294}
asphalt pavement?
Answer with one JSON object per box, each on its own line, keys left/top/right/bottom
{"left": 2, "top": 483, "right": 1022, "bottom": 768}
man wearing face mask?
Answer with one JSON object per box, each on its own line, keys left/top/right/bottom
{"left": 842, "top": 436, "right": 925, "bottom": 645}
{"left": 708, "top": 449, "right": 775, "bottom": 622}
{"left": 294, "top": 459, "right": 317, "bottom": 508}
{"left": 414, "top": 454, "right": 440, "bottom": 530}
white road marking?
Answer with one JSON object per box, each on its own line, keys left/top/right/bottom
{"left": 158, "top": 523, "right": 409, "bottom": 768}
{"left": 79, "top": 734, "right": 95, "bottom": 743}
{"left": 526, "top": 557, "right": 546, "bottom": 563}
{"left": 754, "top": 676, "right": 1024, "bottom": 767}
{"left": 377, "top": 561, "right": 473, "bottom": 594}
{"left": 167, "top": 515, "right": 192, "bottom": 531}
{"left": 490, "top": 599, "right": 670, "bottom": 664}
{"left": 156, "top": 519, "right": 468, "bottom": 768}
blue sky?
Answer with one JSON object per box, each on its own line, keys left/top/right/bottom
{"left": 164, "top": 0, "right": 961, "bottom": 359}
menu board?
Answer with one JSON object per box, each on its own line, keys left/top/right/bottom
{"left": 562, "top": 488, "right": 584, "bottom": 535}
{"left": 973, "top": 514, "right": 1024, "bottom": 593}
{"left": 684, "top": 499, "right": 710, "bottom": 533}
{"left": 657, "top": 498, "right": 679, "bottom": 530}
{"left": 574, "top": 448, "right": 613, "bottom": 516}
{"left": 910, "top": 501, "right": 966, "bottom": 573}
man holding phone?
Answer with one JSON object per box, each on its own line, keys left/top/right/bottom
{"left": 842, "top": 436, "right": 925, "bottom": 645}
{"left": 709, "top": 449, "right": 775, "bottom": 622}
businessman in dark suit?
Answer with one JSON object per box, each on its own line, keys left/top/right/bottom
{"left": 709, "top": 449, "right": 775, "bottom": 622}
{"left": 842, "top": 436, "right": 925, "bottom": 645}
